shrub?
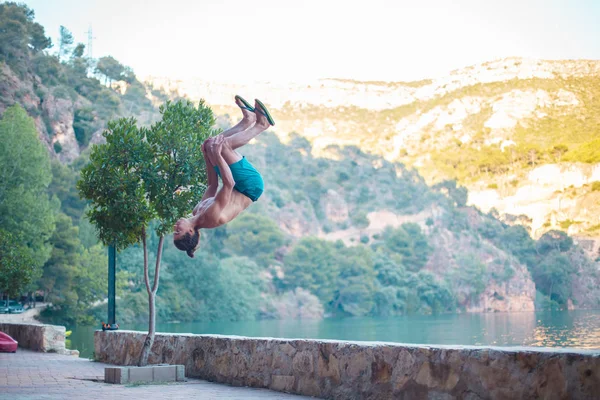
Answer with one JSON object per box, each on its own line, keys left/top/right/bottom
{"left": 53, "top": 142, "right": 62, "bottom": 153}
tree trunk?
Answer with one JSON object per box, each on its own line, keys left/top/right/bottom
{"left": 138, "top": 232, "right": 165, "bottom": 367}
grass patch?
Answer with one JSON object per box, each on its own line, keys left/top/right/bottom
{"left": 559, "top": 219, "right": 582, "bottom": 230}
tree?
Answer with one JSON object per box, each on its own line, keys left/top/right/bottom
{"left": 223, "top": 213, "right": 285, "bottom": 265}
{"left": 552, "top": 144, "right": 569, "bottom": 163}
{"left": 58, "top": 25, "right": 73, "bottom": 62}
{"left": 78, "top": 100, "right": 215, "bottom": 366}
{"left": 37, "top": 213, "right": 106, "bottom": 324}
{"left": 0, "top": 105, "right": 56, "bottom": 271}
{"left": 536, "top": 230, "right": 573, "bottom": 255}
{"left": 95, "top": 56, "right": 126, "bottom": 86}
{"left": 48, "top": 161, "right": 87, "bottom": 222}
{"left": 38, "top": 213, "right": 82, "bottom": 302}
{"left": 433, "top": 179, "right": 468, "bottom": 207}
{"left": 72, "top": 43, "right": 85, "bottom": 58}
{"left": 381, "top": 224, "right": 432, "bottom": 272}
{"left": 0, "top": 230, "right": 36, "bottom": 298}
{"left": 0, "top": 3, "right": 51, "bottom": 69}
{"left": 283, "top": 237, "right": 340, "bottom": 305}
{"left": 333, "top": 245, "right": 376, "bottom": 316}
{"left": 531, "top": 252, "right": 573, "bottom": 306}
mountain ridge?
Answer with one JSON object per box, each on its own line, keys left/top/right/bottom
{"left": 143, "top": 57, "right": 600, "bottom": 245}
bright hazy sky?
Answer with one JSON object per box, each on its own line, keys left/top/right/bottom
{"left": 19, "top": 0, "right": 600, "bottom": 82}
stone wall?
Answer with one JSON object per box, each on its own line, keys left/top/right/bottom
{"left": 0, "top": 322, "right": 77, "bottom": 355}
{"left": 95, "top": 330, "right": 600, "bottom": 399}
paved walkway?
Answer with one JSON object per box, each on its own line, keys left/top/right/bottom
{"left": 0, "top": 350, "right": 313, "bottom": 399}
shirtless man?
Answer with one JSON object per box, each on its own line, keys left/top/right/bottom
{"left": 173, "top": 96, "right": 275, "bottom": 258}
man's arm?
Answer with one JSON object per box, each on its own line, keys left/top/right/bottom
{"left": 209, "top": 136, "right": 235, "bottom": 215}
{"left": 200, "top": 139, "right": 219, "bottom": 203}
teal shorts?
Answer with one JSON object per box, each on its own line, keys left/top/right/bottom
{"left": 214, "top": 157, "right": 264, "bottom": 202}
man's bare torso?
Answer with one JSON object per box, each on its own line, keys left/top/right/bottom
{"left": 192, "top": 189, "right": 252, "bottom": 228}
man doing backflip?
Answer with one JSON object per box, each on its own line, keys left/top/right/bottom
{"left": 173, "top": 96, "right": 274, "bottom": 258}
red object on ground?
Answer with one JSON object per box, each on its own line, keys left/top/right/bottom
{"left": 0, "top": 331, "right": 18, "bottom": 352}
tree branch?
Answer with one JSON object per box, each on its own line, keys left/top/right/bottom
{"left": 151, "top": 235, "right": 164, "bottom": 294}
{"left": 142, "top": 228, "right": 151, "bottom": 295}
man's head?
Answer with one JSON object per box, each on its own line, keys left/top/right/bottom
{"left": 173, "top": 218, "right": 200, "bottom": 258}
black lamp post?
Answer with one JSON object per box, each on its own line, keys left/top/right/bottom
{"left": 103, "top": 244, "right": 118, "bottom": 331}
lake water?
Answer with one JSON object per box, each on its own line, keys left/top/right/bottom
{"left": 68, "top": 310, "right": 600, "bottom": 359}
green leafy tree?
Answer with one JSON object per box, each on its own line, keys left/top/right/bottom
{"left": 536, "top": 230, "right": 573, "bottom": 255}
{"left": 415, "top": 271, "right": 455, "bottom": 314}
{"left": 0, "top": 105, "right": 55, "bottom": 271}
{"left": 48, "top": 161, "right": 87, "bottom": 222}
{"left": 211, "top": 256, "right": 265, "bottom": 320}
{"left": 0, "top": 230, "right": 36, "bottom": 298}
{"left": 372, "top": 254, "right": 410, "bottom": 315}
{"left": 283, "top": 237, "right": 340, "bottom": 305}
{"left": 95, "top": 55, "right": 126, "bottom": 86}
{"left": 433, "top": 179, "right": 468, "bottom": 207}
{"left": 72, "top": 43, "right": 85, "bottom": 58}
{"left": 223, "top": 213, "right": 285, "bottom": 265}
{"left": 381, "top": 224, "right": 431, "bottom": 272}
{"left": 38, "top": 213, "right": 106, "bottom": 324}
{"left": 452, "top": 253, "right": 487, "bottom": 304}
{"left": 38, "top": 213, "right": 82, "bottom": 301}
{"left": 333, "top": 245, "right": 376, "bottom": 316}
{"left": 0, "top": 3, "right": 51, "bottom": 70}
{"left": 531, "top": 252, "right": 574, "bottom": 306}
{"left": 58, "top": 25, "right": 73, "bottom": 62}
{"left": 77, "top": 100, "right": 215, "bottom": 366}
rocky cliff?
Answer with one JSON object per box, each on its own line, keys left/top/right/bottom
{"left": 145, "top": 57, "right": 600, "bottom": 250}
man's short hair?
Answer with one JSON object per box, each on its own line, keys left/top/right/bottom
{"left": 173, "top": 229, "right": 199, "bottom": 258}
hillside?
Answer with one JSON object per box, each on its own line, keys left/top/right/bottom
{"left": 1, "top": 3, "right": 599, "bottom": 326}
{"left": 148, "top": 58, "right": 600, "bottom": 247}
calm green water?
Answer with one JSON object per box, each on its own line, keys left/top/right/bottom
{"left": 68, "top": 310, "right": 600, "bottom": 358}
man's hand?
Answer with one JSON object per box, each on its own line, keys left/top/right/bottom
{"left": 210, "top": 135, "right": 225, "bottom": 156}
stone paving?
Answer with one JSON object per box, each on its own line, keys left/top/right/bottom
{"left": 0, "top": 349, "right": 314, "bottom": 399}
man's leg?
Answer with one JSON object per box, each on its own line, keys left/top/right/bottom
{"left": 221, "top": 97, "right": 257, "bottom": 138}
{"left": 202, "top": 96, "right": 257, "bottom": 165}
{"left": 224, "top": 101, "right": 271, "bottom": 149}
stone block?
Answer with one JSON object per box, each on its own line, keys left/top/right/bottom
{"left": 105, "top": 367, "right": 129, "bottom": 384}
{"left": 105, "top": 365, "right": 184, "bottom": 384}
{"left": 128, "top": 366, "right": 154, "bottom": 383}
{"left": 176, "top": 365, "right": 186, "bottom": 381}
{"left": 153, "top": 365, "right": 176, "bottom": 382}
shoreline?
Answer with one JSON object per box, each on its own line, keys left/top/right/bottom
{"left": 0, "top": 303, "right": 48, "bottom": 324}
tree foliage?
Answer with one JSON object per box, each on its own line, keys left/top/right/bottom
{"left": 58, "top": 25, "right": 73, "bottom": 61}
{"left": 0, "top": 230, "right": 36, "bottom": 298}
{"left": 0, "top": 105, "right": 56, "bottom": 269}
{"left": 224, "top": 213, "right": 285, "bottom": 264}
{"left": 0, "top": 2, "right": 51, "bottom": 71}
{"left": 77, "top": 100, "right": 215, "bottom": 365}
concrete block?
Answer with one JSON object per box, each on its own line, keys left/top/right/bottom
{"left": 129, "top": 366, "right": 154, "bottom": 383}
{"left": 105, "top": 365, "right": 184, "bottom": 384}
{"left": 176, "top": 365, "right": 185, "bottom": 381}
{"left": 105, "top": 367, "right": 129, "bottom": 384}
{"left": 153, "top": 365, "right": 176, "bottom": 382}
{"left": 105, "top": 367, "right": 114, "bottom": 384}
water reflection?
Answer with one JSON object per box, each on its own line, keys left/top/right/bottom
{"left": 531, "top": 311, "right": 600, "bottom": 349}
{"left": 68, "top": 310, "right": 600, "bottom": 358}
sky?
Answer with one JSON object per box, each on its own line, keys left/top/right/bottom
{"left": 18, "top": 0, "right": 600, "bottom": 83}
